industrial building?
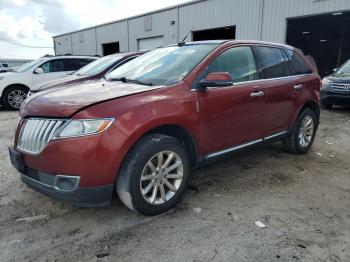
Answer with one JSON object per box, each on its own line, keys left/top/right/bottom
{"left": 53, "top": 0, "right": 350, "bottom": 76}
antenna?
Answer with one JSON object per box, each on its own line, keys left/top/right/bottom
{"left": 178, "top": 27, "right": 195, "bottom": 46}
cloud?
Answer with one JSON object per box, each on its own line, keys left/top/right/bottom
{"left": 0, "top": 0, "right": 190, "bottom": 59}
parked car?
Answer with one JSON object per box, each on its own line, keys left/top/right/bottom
{"left": 28, "top": 52, "right": 145, "bottom": 96}
{"left": 9, "top": 40, "right": 320, "bottom": 215}
{"left": 0, "top": 63, "right": 10, "bottom": 73}
{"left": 321, "top": 59, "right": 350, "bottom": 109}
{"left": 0, "top": 56, "right": 96, "bottom": 110}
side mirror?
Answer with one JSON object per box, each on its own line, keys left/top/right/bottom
{"left": 34, "top": 68, "right": 44, "bottom": 74}
{"left": 198, "top": 72, "right": 233, "bottom": 90}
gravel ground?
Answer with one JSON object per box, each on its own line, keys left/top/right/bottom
{"left": 0, "top": 106, "right": 349, "bottom": 262}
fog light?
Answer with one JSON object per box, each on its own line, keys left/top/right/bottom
{"left": 53, "top": 175, "right": 80, "bottom": 192}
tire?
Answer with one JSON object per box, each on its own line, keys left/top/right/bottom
{"left": 282, "top": 108, "right": 318, "bottom": 154}
{"left": 321, "top": 102, "right": 332, "bottom": 109}
{"left": 116, "top": 134, "right": 190, "bottom": 216}
{"left": 2, "top": 85, "right": 28, "bottom": 110}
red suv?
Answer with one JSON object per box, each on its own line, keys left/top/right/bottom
{"left": 9, "top": 40, "right": 320, "bottom": 215}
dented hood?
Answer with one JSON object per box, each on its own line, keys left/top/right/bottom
{"left": 21, "top": 79, "right": 164, "bottom": 117}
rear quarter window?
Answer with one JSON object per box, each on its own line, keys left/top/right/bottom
{"left": 285, "top": 49, "right": 312, "bottom": 75}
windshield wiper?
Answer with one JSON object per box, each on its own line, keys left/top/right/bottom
{"left": 108, "top": 77, "right": 153, "bottom": 86}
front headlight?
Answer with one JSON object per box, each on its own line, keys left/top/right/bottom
{"left": 54, "top": 118, "right": 114, "bottom": 139}
{"left": 322, "top": 78, "right": 330, "bottom": 86}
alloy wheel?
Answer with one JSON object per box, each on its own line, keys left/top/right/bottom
{"left": 140, "top": 151, "right": 184, "bottom": 205}
{"left": 298, "top": 115, "right": 314, "bottom": 148}
{"left": 8, "top": 90, "right": 27, "bottom": 109}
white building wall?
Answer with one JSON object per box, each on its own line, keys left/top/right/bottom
{"left": 261, "top": 0, "right": 350, "bottom": 43}
{"left": 71, "top": 28, "right": 97, "bottom": 55}
{"left": 128, "top": 8, "right": 178, "bottom": 51}
{"left": 96, "top": 21, "right": 129, "bottom": 55}
{"left": 179, "top": 0, "right": 262, "bottom": 41}
{"left": 54, "top": 35, "right": 72, "bottom": 55}
{"left": 53, "top": 0, "right": 350, "bottom": 56}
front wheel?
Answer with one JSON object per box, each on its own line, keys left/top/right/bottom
{"left": 2, "top": 86, "right": 28, "bottom": 110}
{"left": 116, "top": 134, "right": 190, "bottom": 216}
{"left": 282, "top": 108, "right": 318, "bottom": 154}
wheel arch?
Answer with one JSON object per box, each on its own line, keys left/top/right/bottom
{"left": 115, "top": 123, "right": 199, "bottom": 181}
{"left": 291, "top": 100, "right": 320, "bottom": 131}
{"left": 2, "top": 84, "right": 30, "bottom": 106}
{"left": 2, "top": 83, "right": 30, "bottom": 97}
{"left": 144, "top": 124, "right": 199, "bottom": 167}
{"left": 300, "top": 100, "right": 320, "bottom": 123}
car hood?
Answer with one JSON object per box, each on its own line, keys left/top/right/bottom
{"left": 327, "top": 75, "right": 350, "bottom": 83}
{"left": 21, "top": 79, "right": 164, "bottom": 118}
{"left": 33, "top": 75, "right": 86, "bottom": 91}
{"left": 0, "top": 72, "right": 16, "bottom": 78}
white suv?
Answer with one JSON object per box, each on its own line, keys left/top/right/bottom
{"left": 0, "top": 56, "right": 96, "bottom": 110}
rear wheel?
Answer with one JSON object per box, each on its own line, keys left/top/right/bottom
{"left": 3, "top": 86, "right": 28, "bottom": 110}
{"left": 282, "top": 108, "right": 318, "bottom": 154}
{"left": 116, "top": 134, "right": 190, "bottom": 216}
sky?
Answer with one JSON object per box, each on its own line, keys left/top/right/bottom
{"left": 0, "top": 0, "right": 190, "bottom": 59}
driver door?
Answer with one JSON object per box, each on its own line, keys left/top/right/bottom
{"left": 32, "top": 59, "right": 66, "bottom": 87}
{"left": 197, "top": 45, "right": 268, "bottom": 155}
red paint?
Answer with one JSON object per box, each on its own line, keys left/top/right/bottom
{"left": 206, "top": 72, "right": 232, "bottom": 81}
{"left": 15, "top": 40, "right": 320, "bottom": 187}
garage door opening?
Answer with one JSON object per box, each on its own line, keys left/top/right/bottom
{"left": 286, "top": 12, "right": 350, "bottom": 77}
{"left": 192, "top": 26, "right": 236, "bottom": 41}
{"left": 138, "top": 36, "right": 164, "bottom": 51}
{"left": 102, "top": 42, "right": 120, "bottom": 56}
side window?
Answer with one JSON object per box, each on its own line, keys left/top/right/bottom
{"left": 206, "top": 46, "right": 258, "bottom": 83}
{"left": 40, "top": 60, "right": 64, "bottom": 73}
{"left": 109, "top": 56, "right": 137, "bottom": 72}
{"left": 256, "top": 46, "right": 289, "bottom": 79}
{"left": 64, "top": 59, "right": 92, "bottom": 71}
{"left": 40, "top": 61, "right": 51, "bottom": 73}
{"left": 286, "top": 49, "right": 312, "bottom": 75}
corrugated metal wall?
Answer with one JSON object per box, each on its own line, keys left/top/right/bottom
{"left": 178, "top": 0, "right": 261, "bottom": 41}
{"left": 53, "top": 0, "right": 350, "bottom": 56}
{"left": 71, "top": 28, "right": 97, "bottom": 55}
{"left": 96, "top": 21, "right": 129, "bottom": 55}
{"left": 54, "top": 35, "right": 72, "bottom": 55}
{"left": 128, "top": 8, "right": 178, "bottom": 51}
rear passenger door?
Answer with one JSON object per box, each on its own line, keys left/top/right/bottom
{"left": 254, "top": 46, "right": 303, "bottom": 136}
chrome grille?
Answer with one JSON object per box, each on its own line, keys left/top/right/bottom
{"left": 331, "top": 83, "right": 350, "bottom": 92}
{"left": 17, "top": 119, "right": 66, "bottom": 154}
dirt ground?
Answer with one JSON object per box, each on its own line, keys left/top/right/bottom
{"left": 0, "top": 106, "right": 350, "bottom": 262}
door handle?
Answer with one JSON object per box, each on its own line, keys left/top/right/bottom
{"left": 294, "top": 84, "right": 303, "bottom": 90}
{"left": 250, "top": 91, "right": 265, "bottom": 97}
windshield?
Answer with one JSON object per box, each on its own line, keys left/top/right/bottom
{"left": 75, "top": 55, "right": 123, "bottom": 76}
{"left": 335, "top": 60, "right": 350, "bottom": 76}
{"left": 106, "top": 44, "right": 218, "bottom": 86}
{"left": 16, "top": 60, "right": 43, "bottom": 73}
